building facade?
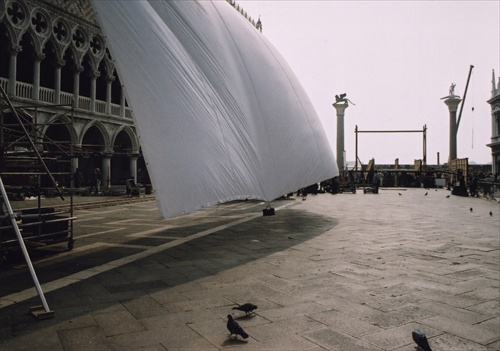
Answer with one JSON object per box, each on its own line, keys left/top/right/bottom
{"left": 487, "top": 70, "right": 500, "bottom": 174}
{"left": 0, "top": 0, "right": 144, "bottom": 190}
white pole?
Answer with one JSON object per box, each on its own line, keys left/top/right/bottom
{"left": 0, "top": 176, "right": 51, "bottom": 312}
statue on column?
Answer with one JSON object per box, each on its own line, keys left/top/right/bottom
{"left": 449, "top": 83, "right": 456, "bottom": 96}
{"left": 334, "top": 93, "right": 355, "bottom": 105}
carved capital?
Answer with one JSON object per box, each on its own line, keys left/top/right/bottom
{"left": 9, "top": 44, "right": 22, "bottom": 55}
{"left": 90, "top": 70, "right": 101, "bottom": 79}
{"left": 34, "top": 51, "right": 46, "bottom": 62}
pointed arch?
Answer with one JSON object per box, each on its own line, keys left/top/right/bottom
{"left": 80, "top": 119, "right": 110, "bottom": 151}
{"left": 61, "top": 46, "right": 76, "bottom": 93}
{"left": 0, "top": 22, "right": 10, "bottom": 79}
{"left": 40, "top": 38, "right": 57, "bottom": 89}
{"left": 17, "top": 30, "right": 34, "bottom": 83}
{"left": 111, "top": 125, "right": 139, "bottom": 153}
{"left": 42, "top": 113, "right": 77, "bottom": 145}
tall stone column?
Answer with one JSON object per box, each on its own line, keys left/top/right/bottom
{"left": 32, "top": 52, "right": 45, "bottom": 101}
{"left": 54, "top": 59, "right": 65, "bottom": 105}
{"left": 443, "top": 94, "right": 462, "bottom": 163}
{"left": 120, "top": 85, "right": 126, "bottom": 118}
{"left": 8, "top": 44, "right": 21, "bottom": 95}
{"left": 332, "top": 101, "right": 349, "bottom": 172}
{"left": 101, "top": 154, "right": 112, "bottom": 191}
{"left": 129, "top": 154, "right": 139, "bottom": 183}
{"left": 90, "top": 70, "right": 100, "bottom": 113}
{"left": 105, "top": 75, "right": 115, "bottom": 115}
{"left": 73, "top": 65, "right": 84, "bottom": 108}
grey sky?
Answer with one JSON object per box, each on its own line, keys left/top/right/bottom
{"left": 239, "top": 0, "right": 500, "bottom": 165}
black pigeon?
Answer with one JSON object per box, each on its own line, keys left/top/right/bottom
{"left": 227, "top": 314, "right": 249, "bottom": 339}
{"left": 446, "top": 195, "right": 450, "bottom": 198}
{"left": 470, "top": 207, "right": 473, "bottom": 212}
{"left": 489, "top": 211, "right": 493, "bottom": 216}
{"left": 232, "top": 303, "right": 257, "bottom": 315}
{"left": 412, "top": 330, "right": 432, "bottom": 351}
{"left": 424, "top": 192, "right": 428, "bottom": 196}
{"left": 398, "top": 193, "right": 402, "bottom": 196}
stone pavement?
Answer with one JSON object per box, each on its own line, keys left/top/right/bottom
{"left": 0, "top": 188, "right": 499, "bottom": 350}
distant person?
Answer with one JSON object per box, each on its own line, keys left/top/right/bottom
{"left": 483, "top": 172, "right": 495, "bottom": 199}
{"left": 469, "top": 173, "right": 479, "bottom": 197}
{"left": 89, "top": 167, "right": 101, "bottom": 195}
{"left": 378, "top": 171, "right": 384, "bottom": 187}
{"left": 72, "top": 168, "right": 84, "bottom": 188}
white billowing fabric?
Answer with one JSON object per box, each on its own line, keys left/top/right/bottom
{"left": 91, "top": 1, "right": 338, "bottom": 218}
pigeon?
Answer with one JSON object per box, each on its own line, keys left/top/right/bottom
{"left": 470, "top": 207, "right": 473, "bottom": 213}
{"left": 489, "top": 211, "right": 493, "bottom": 216}
{"left": 398, "top": 193, "right": 402, "bottom": 196}
{"left": 227, "top": 314, "right": 249, "bottom": 339}
{"left": 232, "top": 303, "right": 257, "bottom": 315}
{"left": 446, "top": 195, "right": 450, "bottom": 198}
{"left": 424, "top": 192, "right": 428, "bottom": 196}
{"left": 412, "top": 330, "right": 432, "bottom": 351}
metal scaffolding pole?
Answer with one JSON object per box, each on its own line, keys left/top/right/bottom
{"left": 0, "top": 176, "right": 54, "bottom": 319}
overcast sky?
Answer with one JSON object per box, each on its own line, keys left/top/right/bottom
{"left": 238, "top": 0, "right": 499, "bottom": 165}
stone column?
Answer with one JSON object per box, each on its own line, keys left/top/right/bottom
{"left": 443, "top": 96, "right": 461, "bottom": 163}
{"left": 32, "top": 52, "right": 45, "bottom": 101}
{"left": 73, "top": 64, "right": 84, "bottom": 108}
{"left": 8, "top": 44, "right": 21, "bottom": 95}
{"left": 120, "top": 85, "right": 126, "bottom": 117}
{"left": 105, "top": 75, "right": 115, "bottom": 115}
{"left": 90, "top": 70, "right": 100, "bottom": 113}
{"left": 54, "top": 59, "right": 65, "bottom": 105}
{"left": 101, "top": 153, "right": 112, "bottom": 191}
{"left": 332, "top": 101, "right": 349, "bottom": 172}
{"left": 129, "top": 154, "right": 139, "bottom": 183}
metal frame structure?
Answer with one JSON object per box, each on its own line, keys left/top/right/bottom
{"left": 0, "top": 85, "right": 79, "bottom": 319}
{"left": 354, "top": 125, "right": 427, "bottom": 172}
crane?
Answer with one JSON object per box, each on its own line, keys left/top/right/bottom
{"left": 456, "top": 64, "right": 474, "bottom": 134}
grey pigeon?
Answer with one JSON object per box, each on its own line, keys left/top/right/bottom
{"left": 232, "top": 303, "right": 257, "bottom": 315}
{"left": 412, "top": 330, "right": 432, "bottom": 351}
{"left": 227, "top": 314, "right": 249, "bottom": 339}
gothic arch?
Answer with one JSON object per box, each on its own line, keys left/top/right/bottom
{"left": 60, "top": 45, "right": 77, "bottom": 93}
{"left": 111, "top": 125, "right": 139, "bottom": 153}
{"left": 0, "top": 22, "right": 10, "bottom": 79}
{"left": 27, "top": 6, "right": 51, "bottom": 53}
{"left": 95, "top": 58, "right": 107, "bottom": 101}
{"left": 17, "top": 30, "right": 34, "bottom": 83}
{"left": 88, "top": 31, "right": 105, "bottom": 65}
{"left": 43, "top": 114, "right": 77, "bottom": 145}
{"left": 40, "top": 38, "right": 57, "bottom": 89}
{"left": 69, "top": 24, "right": 89, "bottom": 64}
{"left": 51, "top": 16, "right": 71, "bottom": 50}
{"left": 4, "top": 0, "right": 30, "bottom": 45}
{"left": 80, "top": 120, "right": 110, "bottom": 151}
{"left": 101, "top": 49, "right": 116, "bottom": 80}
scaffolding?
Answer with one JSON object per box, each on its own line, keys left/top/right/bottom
{"left": 0, "top": 85, "right": 78, "bottom": 318}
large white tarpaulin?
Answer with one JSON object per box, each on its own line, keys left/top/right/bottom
{"left": 91, "top": 1, "right": 338, "bottom": 218}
